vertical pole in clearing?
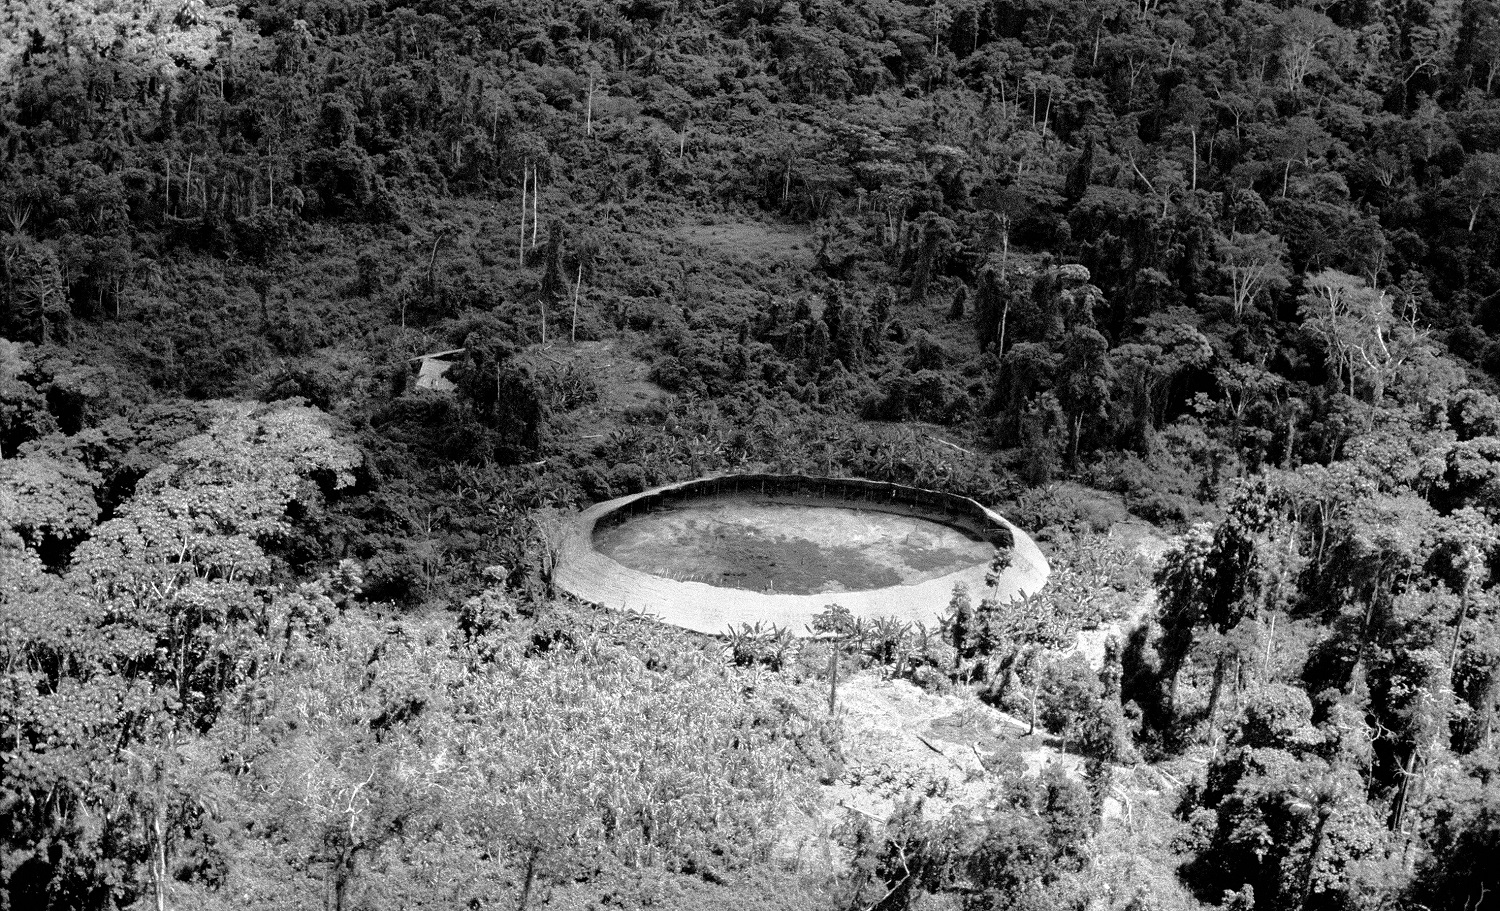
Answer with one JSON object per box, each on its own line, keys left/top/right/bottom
{"left": 828, "top": 640, "right": 839, "bottom": 715}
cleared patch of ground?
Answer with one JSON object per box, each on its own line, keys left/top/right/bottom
{"left": 771, "top": 516, "right": 1206, "bottom": 909}
{"left": 776, "top": 672, "right": 1079, "bottom": 876}
{"left": 1072, "top": 520, "right": 1177, "bottom": 669}
{"left": 592, "top": 498, "right": 994, "bottom": 594}
{"left": 674, "top": 220, "right": 814, "bottom": 266}
{"left": 521, "top": 339, "right": 671, "bottom": 451}
{"left": 523, "top": 339, "right": 667, "bottom": 413}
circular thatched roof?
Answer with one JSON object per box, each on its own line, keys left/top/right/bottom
{"left": 554, "top": 474, "right": 1050, "bottom": 636}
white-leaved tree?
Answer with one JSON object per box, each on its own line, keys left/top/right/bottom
{"left": 1299, "top": 269, "right": 1425, "bottom": 410}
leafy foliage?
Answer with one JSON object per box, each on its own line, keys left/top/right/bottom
{"left": 7, "top": 0, "right": 1500, "bottom": 905}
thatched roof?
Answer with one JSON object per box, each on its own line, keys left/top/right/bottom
{"left": 412, "top": 348, "right": 465, "bottom": 392}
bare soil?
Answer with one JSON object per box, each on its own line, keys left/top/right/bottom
{"left": 776, "top": 672, "right": 1080, "bottom": 876}
{"left": 775, "top": 518, "right": 1204, "bottom": 909}
{"left": 592, "top": 498, "right": 994, "bottom": 594}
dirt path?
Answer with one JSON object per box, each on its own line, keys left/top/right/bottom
{"left": 1071, "top": 522, "right": 1175, "bottom": 669}
{"left": 774, "top": 521, "right": 1204, "bottom": 907}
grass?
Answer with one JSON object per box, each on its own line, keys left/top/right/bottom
{"left": 675, "top": 220, "right": 815, "bottom": 266}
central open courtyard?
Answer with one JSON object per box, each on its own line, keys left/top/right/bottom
{"left": 555, "top": 475, "right": 1050, "bottom": 635}
{"left": 593, "top": 498, "right": 995, "bottom": 594}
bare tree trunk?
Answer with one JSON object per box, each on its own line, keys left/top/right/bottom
{"left": 1348, "top": 577, "right": 1383, "bottom": 691}
{"left": 332, "top": 850, "right": 354, "bottom": 911}
{"left": 426, "top": 232, "right": 444, "bottom": 293}
{"left": 1204, "top": 651, "right": 1229, "bottom": 747}
{"left": 518, "top": 164, "right": 529, "bottom": 266}
{"left": 1028, "top": 667, "right": 1041, "bottom": 735}
{"left": 998, "top": 292, "right": 1009, "bottom": 356}
{"left": 1264, "top": 608, "right": 1278, "bottom": 677}
{"left": 152, "top": 765, "right": 168, "bottom": 911}
{"left": 570, "top": 264, "right": 582, "bottom": 343}
{"left": 1390, "top": 746, "right": 1419, "bottom": 834}
{"left": 1282, "top": 403, "right": 1299, "bottom": 469}
{"left": 516, "top": 846, "right": 541, "bottom": 911}
{"left": 585, "top": 74, "right": 594, "bottom": 136}
{"left": 1191, "top": 128, "right": 1198, "bottom": 192}
{"left": 1299, "top": 804, "right": 1333, "bottom": 907}
{"left": 828, "top": 645, "right": 839, "bottom": 714}
{"left": 1448, "top": 576, "right": 1471, "bottom": 686}
{"left": 155, "top": 816, "right": 167, "bottom": 911}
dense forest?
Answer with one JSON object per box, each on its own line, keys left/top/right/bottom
{"left": 5, "top": 0, "right": 1500, "bottom": 907}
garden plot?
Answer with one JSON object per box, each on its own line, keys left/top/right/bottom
{"left": 776, "top": 672, "right": 1081, "bottom": 875}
